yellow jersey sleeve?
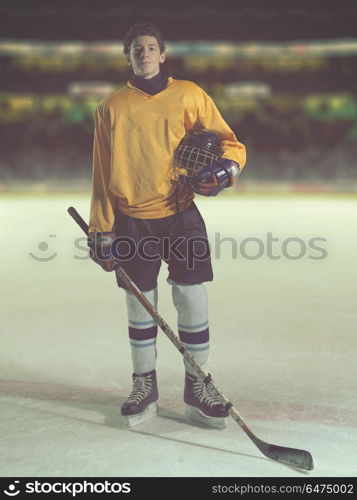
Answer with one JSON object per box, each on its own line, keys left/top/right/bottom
{"left": 89, "top": 104, "right": 117, "bottom": 233}
{"left": 196, "top": 87, "right": 247, "bottom": 169}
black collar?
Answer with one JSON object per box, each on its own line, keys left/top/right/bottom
{"left": 131, "top": 71, "right": 168, "bottom": 96}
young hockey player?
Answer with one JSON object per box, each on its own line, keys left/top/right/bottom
{"left": 88, "top": 22, "right": 246, "bottom": 428}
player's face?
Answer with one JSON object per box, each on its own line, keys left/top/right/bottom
{"left": 127, "top": 35, "right": 166, "bottom": 79}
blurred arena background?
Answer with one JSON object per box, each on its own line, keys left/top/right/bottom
{"left": 0, "top": 0, "right": 357, "bottom": 193}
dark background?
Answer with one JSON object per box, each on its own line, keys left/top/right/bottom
{"left": 1, "top": 0, "right": 357, "bottom": 41}
{"left": 1, "top": 0, "right": 357, "bottom": 187}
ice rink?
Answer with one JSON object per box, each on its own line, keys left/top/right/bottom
{"left": 1, "top": 193, "right": 356, "bottom": 477}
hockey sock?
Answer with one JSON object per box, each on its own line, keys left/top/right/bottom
{"left": 125, "top": 287, "right": 158, "bottom": 375}
{"left": 171, "top": 281, "right": 209, "bottom": 376}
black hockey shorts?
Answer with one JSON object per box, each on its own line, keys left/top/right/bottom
{"left": 112, "top": 201, "right": 213, "bottom": 291}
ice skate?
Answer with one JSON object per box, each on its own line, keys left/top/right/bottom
{"left": 121, "top": 369, "right": 158, "bottom": 427}
{"left": 184, "top": 372, "right": 229, "bottom": 429}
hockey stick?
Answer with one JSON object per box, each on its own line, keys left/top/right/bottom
{"left": 68, "top": 206, "right": 314, "bottom": 471}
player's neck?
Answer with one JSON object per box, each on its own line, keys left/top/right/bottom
{"left": 131, "top": 70, "right": 168, "bottom": 96}
{"left": 133, "top": 70, "right": 161, "bottom": 81}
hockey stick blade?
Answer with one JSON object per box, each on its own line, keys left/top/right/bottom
{"left": 68, "top": 206, "right": 314, "bottom": 472}
{"left": 231, "top": 408, "right": 313, "bottom": 470}
{"left": 254, "top": 438, "right": 313, "bottom": 471}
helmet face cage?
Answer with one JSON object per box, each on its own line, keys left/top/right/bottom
{"left": 172, "top": 129, "right": 222, "bottom": 186}
{"left": 173, "top": 145, "right": 219, "bottom": 185}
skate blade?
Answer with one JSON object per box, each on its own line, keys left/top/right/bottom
{"left": 185, "top": 405, "right": 227, "bottom": 429}
{"left": 126, "top": 402, "right": 158, "bottom": 427}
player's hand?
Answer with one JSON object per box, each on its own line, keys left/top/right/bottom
{"left": 195, "top": 175, "right": 220, "bottom": 196}
{"left": 192, "top": 158, "right": 240, "bottom": 197}
{"left": 88, "top": 232, "right": 119, "bottom": 272}
{"left": 100, "top": 258, "right": 118, "bottom": 272}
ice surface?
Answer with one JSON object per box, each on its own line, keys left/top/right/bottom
{"left": 0, "top": 194, "right": 356, "bottom": 477}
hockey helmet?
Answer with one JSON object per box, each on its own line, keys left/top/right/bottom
{"left": 173, "top": 128, "right": 222, "bottom": 186}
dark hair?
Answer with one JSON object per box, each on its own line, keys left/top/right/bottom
{"left": 123, "top": 23, "right": 166, "bottom": 56}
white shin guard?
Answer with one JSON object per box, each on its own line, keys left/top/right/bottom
{"left": 170, "top": 281, "right": 210, "bottom": 375}
{"left": 125, "top": 288, "right": 158, "bottom": 375}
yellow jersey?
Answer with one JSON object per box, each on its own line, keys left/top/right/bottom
{"left": 89, "top": 77, "right": 246, "bottom": 233}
